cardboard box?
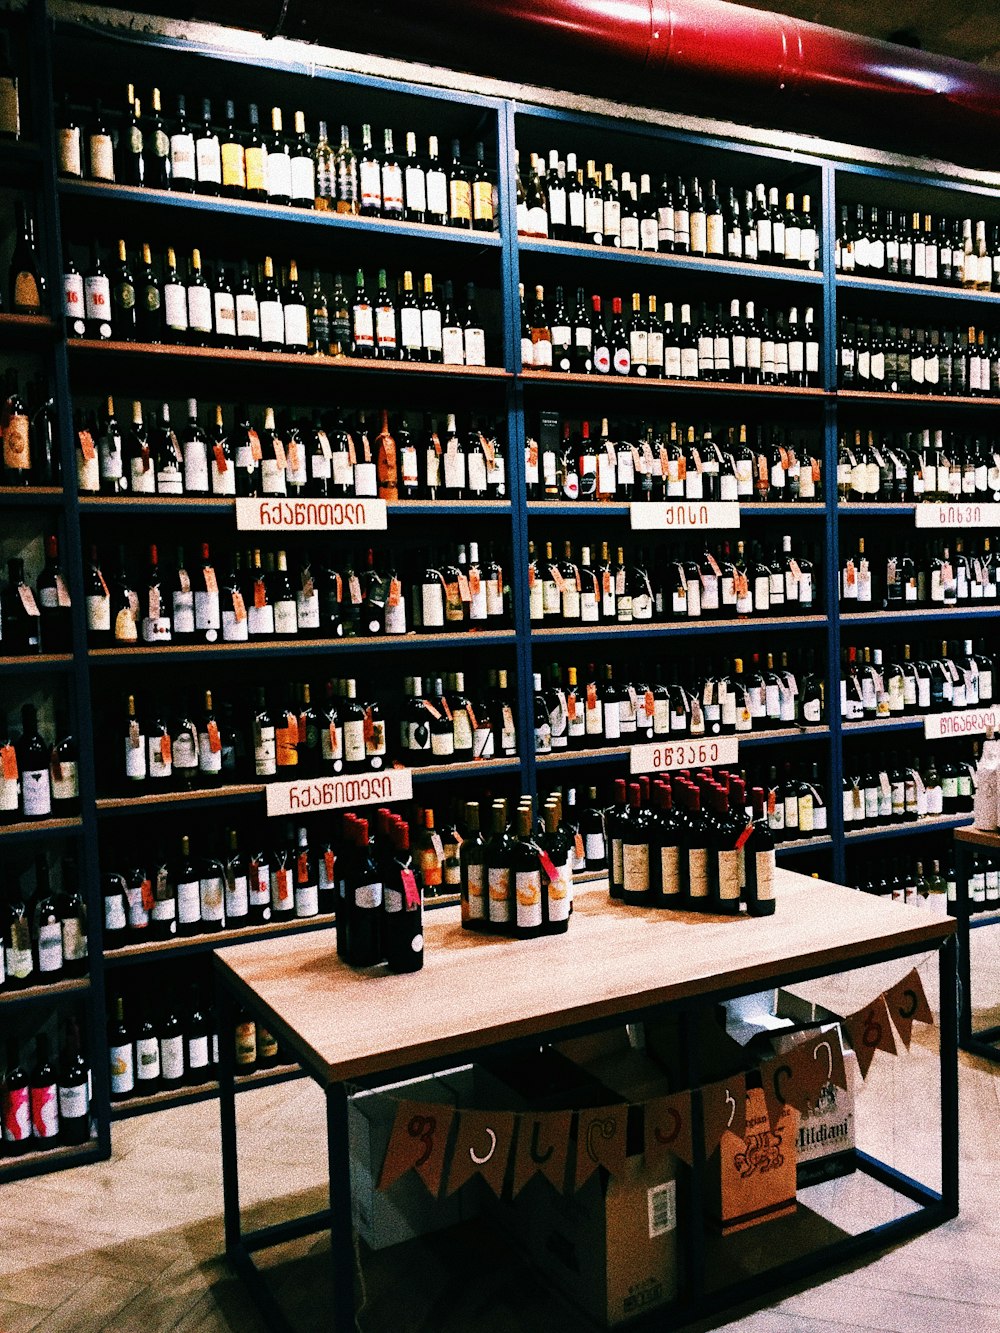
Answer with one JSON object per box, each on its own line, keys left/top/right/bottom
{"left": 483, "top": 1044, "right": 680, "bottom": 1327}
{"left": 710, "top": 1083, "right": 798, "bottom": 1235}
{"left": 770, "top": 1026, "right": 858, "bottom": 1185}
{"left": 349, "top": 1066, "right": 478, "bottom": 1250}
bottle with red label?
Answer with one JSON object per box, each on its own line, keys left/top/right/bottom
{"left": 2, "top": 1038, "right": 31, "bottom": 1154}
{"left": 383, "top": 817, "right": 423, "bottom": 973}
{"left": 29, "top": 1033, "right": 60, "bottom": 1149}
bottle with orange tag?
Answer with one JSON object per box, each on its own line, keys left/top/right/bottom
{"left": 384, "top": 818, "right": 423, "bottom": 973}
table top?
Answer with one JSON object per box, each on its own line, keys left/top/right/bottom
{"left": 954, "top": 827, "right": 1000, "bottom": 850}
{"left": 214, "top": 869, "right": 954, "bottom": 1087}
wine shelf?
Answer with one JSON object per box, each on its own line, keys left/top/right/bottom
{"left": 774, "top": 834, "right": 835, "bottom": 855}
{"left": 843, "top": 813, "right": 973, "bottom": 845}
{"left": 526, "top": 501, "right": 826, "bottom": 518}
{"left": 837, "top": 389, "right": 996, "bottom": 408}
{"left": 0, "top": 976, "right": 89, "bottom": 1008}
{"left": 535, "top": 727, "right": 831, "bottom": 770}
{"left": 58, "top": 177, "right": 505, "bottom": 249}
{"left": 86, "top": 629, "right": 517, "bottom": 663}
{"left": 531, "top": 614, "right": 825, "bottom": 642}
{"left": 836, "top": 504, "right": 917, "bottom": 516}
{"left": 0, "top": 653, "right": 74, "bottom": 673}
{"left": 836, "top": 273, "right": 1000, "bottom": 304}
{"left": 0, "top": 816, "right": 83, "bottom": 843}
{"left": 0, "top": 313, "right": 56, "bottom": 345}
{"left": 78, "top": 496, "right": 513, "bottom": 516}
{"left": 519, "top": 369, "right": 827, "bottom": 398}
{"left": 109, "top": 1062, "right": 305, "bottom": 1120}
{"left": 0, "top": 1138, "right": 103, "bottom": 1184}
{"left": 840, "top": 605, "right": 1000, "bottom": 624}
{"left": 842, "top": 714, "right": 926, "bottom": 735}
{"left": 104, "top": 913, "right": 335, "bottom": 968}
{"left": 518, "top": 236, "right": 826, "bottom": 285}
{"left": 66, "top": 338, "right": 512, "bottom": 382}
{"left": 0, "top": 486, "right": 64, "bottom": 506}
{"left": 95, "top": 758, "right": 522, "bottom": 815}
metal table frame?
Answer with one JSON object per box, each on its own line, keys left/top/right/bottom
{"left": 953, "top": 829, "right": 1000, "bottom": 1062}
{"left": 215, "top": 930, "right": 958, "bottom": 1333}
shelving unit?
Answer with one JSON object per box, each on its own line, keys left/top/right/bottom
{"left": 1, "top": 0, "right": 996, "bottom": 1183}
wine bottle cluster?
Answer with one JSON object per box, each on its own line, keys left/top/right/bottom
{"left": 837, "top": 426, "right": 1000, "bottom": 503}
{"left": 835, "top": 203, "right": 1000, "bottom": 290}
{"left": 522, "top": 287, "right": 820, "bottom": 384}
{"left": 87, "top": 540, "right": 509, "bottom": 646}
{"left": 838, "top": 315, "right": 1000, "bottom": 397}
{"left": 528, "top": 416, "right": 822, "bottom": 504}
{"left": 66, "top": 241, "right": 489, "bottom": 364}
{"left": 0, "top": 371, "right": 60, "bottom": 488}
{"left": 60, "top": 86, "right": 496, "bottom": 229}
{"left": 531, "top": 650, "right": 824, "bottom": 754}
{"left": 106, "top": 984, "right": 284, "bottom": 1100}
{"left": 0, "top": 705, "right": 78, "bottom": 822}
{"left": 527, "top": 535, "right": 818, "bottom": 625}
{"left": 76, "top": 398, "right": 506, "bottom": 500}
{"left": 1, "top": 541, "right": 73, "bottom": 654}
{"left": 1, "top": 854, "right": 88, "bottom": 990}
{"left": 516, "top": 151, "right": 817, "bottom": 269}
{"left": 114, "top": 669, "right": 516, "bottom": 793}
{"left": 849, "top": 853, "right": 950, "bottom": 908}
{"left": 2, "top": 1023, "right": 92, "bottom": 1154}
{"left": 841, "top": 640, "right": 994, "bottom": 720}
{"left": 842, "top": 745, "right": 976, "bottom": 829}
{"left": 839, "top": 536, "right": 999, "bottom": 610}
{"left": 954, "top": 850, "right": 1000, "bottom": 913}
{"left": 602, "top": 773, "right": 776, "bottom": 915}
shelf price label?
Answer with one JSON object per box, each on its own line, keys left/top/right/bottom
{"left": 924, "top": 707, "right": 1000, "bottom": 740}
{"left": 630, "top": 502, "right": 740, "bottom": 531}
{"left": 914, "top": 503, "right": 1000, "bottom": 529}
{"left": 629, "top": 736, "right": 739, "bottom": 775}
{"left": 265, "top": 768, "right": 413, "bottom": 817}
{"left": 236, "top": 498, "right": 388, "bottom": 532}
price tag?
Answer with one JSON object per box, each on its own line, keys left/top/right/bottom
{"left": 630, "top": 736, "right": 739, "bottom": 775}
{"left": 915, "top": 503, "right": 1000, "bottom": 528}
{"left": 236, "top": 498, "right": 388, "bottom": 532}
{"left": 265, "top": 768, "right": 414, "bottom": 816}
{"left": 1, "top": 744, "right": 17, "bottom": 780}
{"left": 630, "top": 502, "right": 740, "bottom": 531}
{"left": 400, "top": 867, "right": 421, "bottom": 908}
{"left": 78, "top": 429, "right": 96, "bottom": 460}
{"left": 924, "top": 706, "right": 1000, "bottom": 739}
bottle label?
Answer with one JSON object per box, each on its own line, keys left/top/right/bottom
{"left": 59, "top": 127, "right": 82, "bottom": 176}
{"left": 291, "top": 156, "right": 316, "bottom": 201}
{"left": 623, "top": 842, "right": 650, "bottom": 894}
{"left": 108, "top": 1042, "right": 135, "bottom": 1096}
{"left": 164, "top": 283, "right": 188, "bottom": 331}
{"left": 359, "top": 159, "right": 382, "bottom": 209}
{"left": 689, "top": 848, "right": 710, "bottom": 898}
{"left": 515, "top": 869, "right": 542, "bottom": 929}
{"left": 355, "top": 881, "right": 383, "bottom": 910}
{"left": 196, "top": 138, "right": 222, "bottom": 182}
{"left": 260, "top": 300, "right": 285, "bottom": 346}
{"left": 267, "top": 152, "right": 292, "bottom": 199}
{"left": 21, "top": 767, "right": 52, "bottom": 817}
{"left": 176, "top": 879, "right": 201, "bottom": 924}
{"left": 171, "top": 133, "right": 196, "bottom": 179}
{"left": 442, "top": 326, "right": 465, "bottom": 366}
{"left": 37, "top": 921, "right": 63, "bottom": 972}
{"left": 58, "top": 1082, "right": 90, "bottom": 1121}
{"left": 405, "top": 165, "right": 427, "bottom": 213}
{"left": 718, "top": 849, "right": 741, "bottom": 900}
{"left": 488, "top": 865, "right": 511, "bottom": 922}
{"left": 236, "top": 294, "right": 261, "bottom": 340}
{"left": 2, "top": 1084, "right": 30, "bottom": 1142}
{"left": 105, "top": 893, "right": 127, "bottom": 932}
{"left": 89, "top": 133, "right": 115, "bottom": 180}
{"left": 245, "top": 145, "right": 266, "bottom": 193}
{"left": 221, "top": 141, "right": 246, "bottom": 188}
{"left": 285, "top": 304, "right": 309, "bottom": 347}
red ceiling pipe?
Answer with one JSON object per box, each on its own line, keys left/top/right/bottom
{"left": 122, "top": 0, "right": 1000, "bottom": 165}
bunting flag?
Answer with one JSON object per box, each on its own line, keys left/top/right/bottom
{"left": 574, "top": 1104, "right": 629, "bottom": 1190}
{"left": 759, "top": 1029, "right": 849, "bottom": 1132}
{"left": 511, "top": 1111, "right": 573, "bottom": 1196}
{"left": 644, "top": 1092, "right": 694, "bottom": 1167}
{"left": 377, "top": 1099, "right": 455, "bottom": 1196}
{"left": 702, "top": 1074, "right": 746, "bottom": 1157}
{"left": 446, "top": 1109, "right": 516, "bottom": 1197}
{"left": 844, "top": 994, "right": 897, "bottom": 1078}
{"left": 883, "top": 968, "right": 934, "bottom": 1050}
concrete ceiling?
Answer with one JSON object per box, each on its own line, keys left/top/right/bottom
{"left": 731, "top": 0, "right": 1000, "bottom": 69}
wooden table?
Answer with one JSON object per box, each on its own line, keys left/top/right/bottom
{"left": 952, "top": 826, "right": 1000, "bottom": 1060}
{"left": 214, "top": 869, "right": 958, "bottom": 1333}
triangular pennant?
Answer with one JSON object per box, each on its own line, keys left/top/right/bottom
{"left": 445, "top": 1109, "right": 516, "bottom": 1197}
{"left": 378, "top": 1100, "right": 455, "bottom": 1197}
{"left": 574, "top": 1104, "right": 629, "bottom": 1190}
{"left": 883, "top": 968, "right": 934, "bottom": 1050}
{"left": 844, "top": 995, "right": 897, "bottom": 1078}
{"left": 758, "top": 1056, "right": 791, "bottom": 1135}
{"left": 511, "top": 1111, "right": 572, "bottom": 1196}
{"left": 701, "top": 1075, "right": 746, "bottom": 1157}
{"left": 644, "top": 1092, "right": 693, "bottom": 1167}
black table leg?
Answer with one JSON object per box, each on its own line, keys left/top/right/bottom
{"left": 327, "top": 1082, "right": 357, "bottom": 1333}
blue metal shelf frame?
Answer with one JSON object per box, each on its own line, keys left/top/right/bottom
{"left": 9, "top": 0, "right": 996, "bottom": 1193}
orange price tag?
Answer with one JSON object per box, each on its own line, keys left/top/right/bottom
{"left": 586, "top": 682, "right": 598, "bottom": 709}
{"left": 160, "top": 734, "right": 172, "bottom": 764}
{"left": 456, "top": 573, "right": 471, "bottom": 603}
{"left": 324, "top": 850, "right": 335, "bottom": 881}
{"left": 207, "top": 720, "right": 222, "bottom": 753}
{"left": 253, "top": 579, "right": 267, "bottom": 609}
{"left": 527, "top": 440, "right": 539, "bottom": 468}
{"left": 328, "top": 722, "right": 340, "bottom": 752}
{"left": 141, "top": 878, "right": 154, "bottom": 912}
{"left": 248, "top": 429, "right": 263, "bottom": 461}
{"left": 213, "top": 443, "right": 228, "bottom": 473}
{"left": 422, "top": 698, "right": 441, "bottom": 720}
{"left": 348, "top": 574, "right": 363, "bottom": 605}
{"left": 271, "top": 437, "right": 287, "bottom": 469}
{"left": 202, "top": 565, "right": 218, "bottom": 594}
{"left": 297, "top": 851, "right": 310, "bottom": 884}
{"left": 288, "top": 438, "right": 301, "bottom": 473}
{"left": 232, "top": 591, "right": 247, "bottom": 622}
{"left": 566, "top": 692, "right": 577, "bottom": 721}
{"left": 1, "top": 744, "right": 17, "bottom": 781}
{"left": 18, "top": 586, "right": 39, "bottom": 617}
{"left": 276, "top": 868, "right": 291, "bottom": 902}
{"left": 468, "top": 568, "right": 481, "bottom": 596}
{"left": 645, "top": 689, "right": 655, "bottom": 717}
{"left": 363, "top": 708, "right": 375, "bottom": 742}
{"left": 78, "top": 429, "right": 96, "bottom": 460}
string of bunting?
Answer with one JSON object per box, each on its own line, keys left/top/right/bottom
{"left": 377, "top": 966, "right": 932, "bottom": 1199}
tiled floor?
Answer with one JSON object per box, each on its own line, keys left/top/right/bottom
{"left": 2, "top": 933, "right": 1000, "bottom": 1332}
